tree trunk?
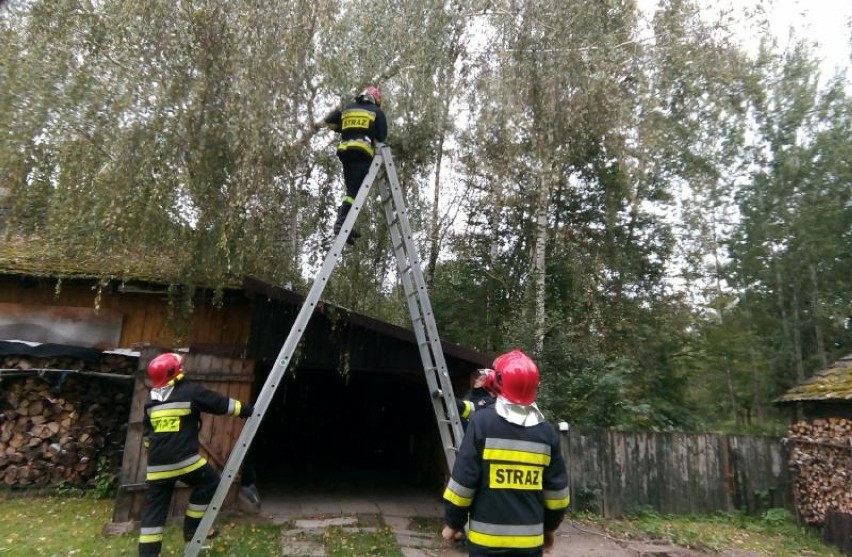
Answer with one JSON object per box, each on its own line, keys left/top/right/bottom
{"left": 809, "top": 263, "right": 827, "bottom": 369}
{"left": 792, "top": 283, "right": 805, "bottom": 379}
{"left": 533, "top": 177, "right": 549, "bottom": 355}
{"left": 427, "top": 130, "right": 447, "bottom": 285}
{"left": 775, "top": 265, "right": 802, "bottom": 382}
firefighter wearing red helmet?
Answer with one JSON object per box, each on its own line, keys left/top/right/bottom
{"left": 453, "top": 368, "right": 498, "bottom": 430}
{"left": 443, "top": 350, "right": 570, "bottom": 556}
{"left": 314, "top": 85, "right": 388, "bottom": 245}
{"left": 138, "top": 353, "right": 254, "bottom": 557}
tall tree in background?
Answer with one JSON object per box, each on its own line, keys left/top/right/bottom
{"left": 2, "top": 0, "right": 850, "bottom": 431}
{"left": 720, "top": 44, "right": 852, "bottom": 417}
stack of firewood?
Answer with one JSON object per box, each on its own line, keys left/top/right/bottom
{"left": 1, "top": 353, "right": 137, "bottom": 375}
{"left": 0, "top": 354, "right": 135, "bottom": 488}
{"left": 786, "top": 418, "right": 852, "bottom": 525}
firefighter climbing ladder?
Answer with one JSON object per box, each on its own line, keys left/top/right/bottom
{"left": 184, "top": 145, "right": 465, "bottom": 556}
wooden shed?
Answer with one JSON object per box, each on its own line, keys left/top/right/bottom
{"left": 0, "top": 270, "right": 491, "bottom": 525}
{"left": 776, "top": 355, "right": 852, "bottom": 554}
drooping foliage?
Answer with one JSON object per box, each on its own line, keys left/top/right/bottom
{"left": 1, "top": 0, "right": 850, "bottom": 431}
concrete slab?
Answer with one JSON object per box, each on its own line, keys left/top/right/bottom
{"left": 400, "top": 548, "right": 436, "bottom": 557}
{"left": 279, "top": 538, "right": 326, "bottom": 557}
{"left": 383, "top": 515, "right": 411, "bottom": 531}
{"left": 377, "top": 499, "right": 422, "bottom": 517}
{"left": 395, "top": 531, "right": 443, "bottom": 549}
{"left": 339, "top": 499, "right": 381, "bottom": 515}
{"left": 298, "top": 500, "right": 344, "bottom": 517}
{"left": 401, "top": 548, "right": 464, "bottom": 557}
{"left": 294, "top": 517, "right": 358, "bottom": 529}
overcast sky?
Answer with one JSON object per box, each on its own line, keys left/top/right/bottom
{"left": 636, "top": 0, "right": 851, "bottom": 80}
{"left": 760, "top": 0, "right": 852, "bottom": 75}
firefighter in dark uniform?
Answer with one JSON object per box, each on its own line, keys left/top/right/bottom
{"left": 455, "top": 368, "right": 498, "bottom": 430}
{"left": 442, "top": 350, "right": 570, "bottom": 556}
{"left": 315, "top": 85, "right": 388, "bottom": 244}
{"left": 138, "top": 353, "right": 253, "bottom": 557}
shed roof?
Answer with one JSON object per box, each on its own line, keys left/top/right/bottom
{"left": 242, "top": 276, "right": 493, "bottom": 368}
{"left": 0, "top": 236, "right": 202, "bottom": 285}
{"left": 775, "top": 354, "right": 852, "bottom": 404}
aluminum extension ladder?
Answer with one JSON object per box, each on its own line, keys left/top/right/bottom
{"left": 184, "top": 144, "right": 465, "bottom": 556}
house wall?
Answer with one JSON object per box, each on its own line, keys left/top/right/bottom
{"left": 0, "top": 275, "right": 251, "bottom": 351}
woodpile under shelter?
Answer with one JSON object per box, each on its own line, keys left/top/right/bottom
{"left": 776, "top": 354, "right": 852, "bottom": 555}
{"left": 0, "top": 270, "right": 491, "bottom": 527}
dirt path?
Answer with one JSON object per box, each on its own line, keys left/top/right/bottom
{"left": 259, "top": 488, "right": 766, "bottom": 557}
{"left": 400, "top": 519, "right": 766, "bottom": 557}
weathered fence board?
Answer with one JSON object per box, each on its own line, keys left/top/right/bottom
{"left": 564, "top": 427, "right": 789, "bottom": 517}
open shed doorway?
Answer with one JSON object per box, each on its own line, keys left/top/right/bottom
{"left": 249, "top": 365, "right": 446, "bottom": 500}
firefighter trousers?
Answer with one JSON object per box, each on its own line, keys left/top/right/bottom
{"left": 138, "top": 462, "right": 220, "bottom": 557}
{"left": 337, "top": 148, "right": 373, "bottom": 201}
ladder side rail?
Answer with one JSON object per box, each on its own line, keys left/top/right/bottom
{"left": 376, "top": 174, "right": 461, "bottom": 468}
{"left": 380, "top": 148, "right": 454, "bottom": 385}
{"left": 378, "top": 149, "right": 464, "bottom": 453}
{"left": 184, "top": 154, "right": 385, "bottom": 557}
{"left": 375, "top": 174, "right": 444, "bottom": 398}
{"left": 380, "top": 149, "right": 462, "bottom": 427}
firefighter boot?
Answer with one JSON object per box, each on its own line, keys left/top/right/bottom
{"left": 333, "top": 203, "right": 361, "bottom": 245}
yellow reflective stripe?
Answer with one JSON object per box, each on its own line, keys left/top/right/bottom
{"left": 186, "top": 508, "right": 205, "bottom": 518}
{"left": 338, "top": 140, "right": 374, "bottom": 156}
{"left": 467, "top": 530, "right": 543, "bottom": 549}
{"left": 139, "top": 533, "right": 163, "bottom": 543}
{"left": 231, "top": 400, "right": 242, "bottom": 416}
{"left": 146, "top": 457, "right": 207, "bottom": 481}
{"left": 443, "top": 486, "right": 473, "bottom": 507}
{"left": 545, "top": 495, "right": 570, "bottom": 510}
{"left": 483, "top": 448, "right": 551, "bottom": 466}
{"left": 461, "top": 401, "right": 473, "bottom": 419}
{"left": 341, "top": 109, "right": 376, "bottom": 121}
{"left": 149, "top": 408, "right": 191, "bottom": 419}
{"left": 343, "top": 196, "right": 355, "bottom": 205}
{"left": 544, "top": 486, "right": 570, "bottom": 509}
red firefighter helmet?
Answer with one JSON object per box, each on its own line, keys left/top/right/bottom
{"left": 493, "top": 349, "right": 539, "bottom": 405}
{"left": 147, "top": 353, "right": 183, "bottom": 388}
{"left": 478, "top": 368, "right": 499, "bottom": 397}
{"left": 359, "top": 85, "right": 382, "bottom": 106}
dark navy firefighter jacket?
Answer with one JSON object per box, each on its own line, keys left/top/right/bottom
{"left": 443, "top": 406, "right": 570, "bottom": 554}
{"left": 143, "top": 379, "right": 250, "bottom": 482}
{"left": 323, "top": 98, "right": 388, "bottom": 157}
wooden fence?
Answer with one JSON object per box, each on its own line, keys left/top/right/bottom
{"left": 563, "top": 427, "right": 790, "bottom": 517}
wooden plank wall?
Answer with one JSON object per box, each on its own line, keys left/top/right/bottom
{"left": 112, "top": 349, "right": 254, "bottom": 525}
{"left": 564, "top": 427, "right": 790, "bottom": 518}
{"left": 0, "top": 276, "right": 251, "bottom": 350}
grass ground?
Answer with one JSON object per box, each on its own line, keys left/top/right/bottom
{"left": 0, "top": 494, "right": 845, "bottom": 557}
{"left": 0, "top": 495, "right": 282, "bottom": 556}
{"left": 577, "top": 508, "right": 846, "bottom": 557}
